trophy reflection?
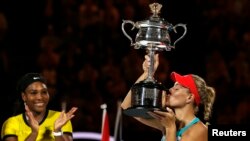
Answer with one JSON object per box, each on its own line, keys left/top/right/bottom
{"left": 121, "top": 3, "right": 187, "bottom": 118}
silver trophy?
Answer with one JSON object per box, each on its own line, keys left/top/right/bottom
{"left": 121, "top": 3, "right": 187, "bottom": 118}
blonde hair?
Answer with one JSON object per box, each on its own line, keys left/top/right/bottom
{"left": 192, "top": 74, "right": 216, "bottom": 124}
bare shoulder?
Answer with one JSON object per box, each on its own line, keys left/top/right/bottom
{"left": 194, "top": 121, "right": 208, "bottom": 132}
{"left": 182, "top": 121, "right": 208, "bottom": 141}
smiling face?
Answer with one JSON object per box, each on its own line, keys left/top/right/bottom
{"left": 21, "top": 81, "right": 49, "bottom": 114}
{"left": 165, "top": 82, "right": 193, "bottom": 108}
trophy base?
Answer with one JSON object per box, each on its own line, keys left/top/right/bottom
{"left": 123, "top": 106, "right": 164, "bottom": 119}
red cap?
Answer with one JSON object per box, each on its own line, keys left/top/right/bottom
{"left": 170, "top": 72, "right": 200, "bottom": 105}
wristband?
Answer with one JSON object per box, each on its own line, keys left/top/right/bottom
{"left": 53, "top": 131, "right": 63, "bottom": 136}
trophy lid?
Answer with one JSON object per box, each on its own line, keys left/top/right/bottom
{"left": 136, "top": 3, "right": 170, "bottom": 28}
{"left": 149, "top": 2, "right": 162, "bottom": 18}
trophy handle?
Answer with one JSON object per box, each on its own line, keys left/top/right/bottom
{"left": 122, "top": 20, "right": 138, "bottom": 48}
{"left": 170, "top": 23, "right": 187, "bottom": 48}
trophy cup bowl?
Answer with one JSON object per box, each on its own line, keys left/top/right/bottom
{"left": 121, "top": 3, "right": 187, "bottom": 51}
{"left": 121, "top": 3, "right": 187, "bottom": 118}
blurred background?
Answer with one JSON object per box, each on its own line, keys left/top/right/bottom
{"left": 0, "top": 0, "right": 249, "bottom": 140}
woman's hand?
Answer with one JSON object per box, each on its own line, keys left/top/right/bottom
{"left": 143, "top": 54, "right": 159, "bottom": 75}
{"left": 25, "top": 103, "right": 39, "bottom": 133}
{"left": 149, "top": 107, "right": 177, "bottom": 141}
{"left": 54, "top": 107, "right": 78, "bottom": 131}
{"left": 148, "top": 107, "right": 176, "bottom": 129}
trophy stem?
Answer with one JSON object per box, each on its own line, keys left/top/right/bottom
{"left": 144, "top": 44, "right": 156, "bottom": 83}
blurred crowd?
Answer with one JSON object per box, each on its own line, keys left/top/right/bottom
{"left": 0, "top": 0, "right": 250, "bottom": 140}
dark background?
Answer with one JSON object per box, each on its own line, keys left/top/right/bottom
{"left": 0, "top": 0, "right": 250, "bottom": 140}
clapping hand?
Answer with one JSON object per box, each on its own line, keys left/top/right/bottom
{"left": 24, "top": 103, "right": 39, "bottom": 133}
{"left": 54, "top": 107, "right": 78, "bottom": 131}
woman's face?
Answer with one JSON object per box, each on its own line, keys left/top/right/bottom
{"left": 165, "top": 82, "right": 191, "bottom": 108}
{"left": 22, "top": 82, "right": 49, "bottom": 114}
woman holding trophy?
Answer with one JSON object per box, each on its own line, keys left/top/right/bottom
{"left": 121, "top": 54, "right": 216, "bottom": 141}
